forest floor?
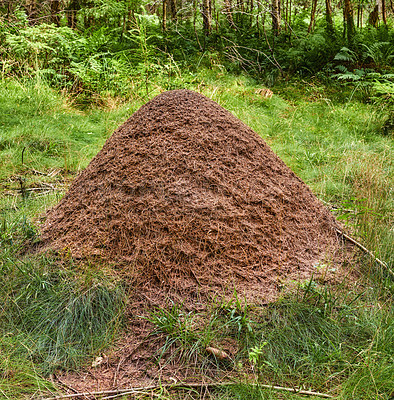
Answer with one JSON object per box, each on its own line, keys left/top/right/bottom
{"left": 0, "top": 70, "right": 393, "bottom": 400}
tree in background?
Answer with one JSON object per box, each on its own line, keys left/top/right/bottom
{"left": 344, "top": 0, "right": 356, "bottom": 44}
{"left": 202, "top": 0, "right": 212, "bottom": 35}
{"left": 272, "top": 0, "right": 281, "bottom": 35}
{"left": 308, "top": 0, "right": 318, "bottom": 32}
{"left": 325, "top": 0, "right": 335, "bottom": 35}
{"left": 51, "top": 0, "right": 61, "bottom": 25}
{"left": 0, "top": 0, "right": 393, "bottom": 84}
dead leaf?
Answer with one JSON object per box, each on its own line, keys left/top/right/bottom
{"left": 206, "top": 347, "right": 230, "bottom": 360}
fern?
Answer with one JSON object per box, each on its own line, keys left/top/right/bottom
{"left": 334, "top": 47, "right": 357, "bottom": 63}
{"left": 362, "top": 42, "right": 394, "bottom": 68}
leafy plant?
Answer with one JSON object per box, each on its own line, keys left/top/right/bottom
{"left": 216, "top": 292, "right": 254, "bottom": 337}
{"left": 5, "top": 24, "right": 78, "bottom": 74}
{"left": 248, "top": 341, "right": 268, "bottom": 371}
{"left": 362, "top": 42, "right": 394, "bottom": 69}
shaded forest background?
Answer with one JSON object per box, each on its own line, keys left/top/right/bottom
{"left": 0, "top": 0, "right": 393, "bottom": 101}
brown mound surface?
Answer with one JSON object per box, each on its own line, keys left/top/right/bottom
{"left": 41, "top": 89, "right": 340, "bottom": 301}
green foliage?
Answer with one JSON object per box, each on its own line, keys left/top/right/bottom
{"left": 5, "top": 23, "right": 79, "bottom": 82}
{"left": 281, "top": 32, "right": 340, "bottom": 75}
{"left": 1, "top": 2, "right": 393, "bottom": 97}
{"left": 215, "top": 383, "right": 310, "bottom": 399}
{"left": 362, "top": 41, "right": 394, "bottom": 68}
{"left": 216, "top": 292, "right": 254, "bottom": 339}
{"left": 81, "top": 0, "right": 127, "bottom": 22}
{"left": 146, "top": 277, "right": 393, "bottom": 399}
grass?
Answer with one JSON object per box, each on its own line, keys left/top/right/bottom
{"left": 144, "top": 281, "right": 392, "bottom": 399}
{"left": 0, "top": 70, "right": 393, "bottom": 399}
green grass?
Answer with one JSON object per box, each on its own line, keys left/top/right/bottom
{"left": 0, "top": 78, "right": 136, "bottom": 180}
{"left": 0, "top": 71, "right": 392, "bottom": 399}
{"left": 145, "top": 281, "right": 392, "bottom": 399}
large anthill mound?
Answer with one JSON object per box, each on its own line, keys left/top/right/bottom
{"left": 41, "top": 90, "right": 340, "bottom": 301}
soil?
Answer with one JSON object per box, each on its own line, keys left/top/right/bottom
{"left": 40, "top": 89, "right": 350, "bottom": 394}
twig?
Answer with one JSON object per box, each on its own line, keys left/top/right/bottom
{"left": 52, "top": 375, "right": 80, "bottom": 396}
{"left": 43, "top": 381, "right": 333, "bottom": 399}
{"left": 22, "top": 146, "right": 26, "bottom": 165}
{"left": 31, "top": 168, "right": 47, "bottom": 176}
{"left": 336, "top": 228, "right": 393, "bottom": 277}
{"left": 102, "top": 390, "right": 159, "bottom": 400}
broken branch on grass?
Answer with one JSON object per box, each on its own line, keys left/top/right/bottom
{"left": 101, "top": 390, "right": 159, "bottom": 400}
{"left": 336, "top": 228, "right": 393, "bottom": 277}
{"left": 43, "top": 381, "right": 334, "bottom": 399}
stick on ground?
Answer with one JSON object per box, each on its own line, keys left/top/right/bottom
{"left": 336, "top": 228, "right": 393, "bottom": 277}
{"left": 43, "top": 381, "right": 334, "bottom": 399}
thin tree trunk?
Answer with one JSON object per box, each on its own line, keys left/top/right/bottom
{"left": 360, "top": 6, "right": 363, "bottom": 27}
{"left": 368, "top": 4, "right": 379, "bottom": 27}
{"left": 308, "top": 0, "right": 318, "bottom": 33}
{"left": 325, "top": 0, "right": 335, "bottom": 34}
{"left": 202, "top": 0, "right": 212, "bottom": 35}
{"left": 224, "top": 0, "right": 236, "bottom": 28}
{"left": 272, "top": 0, "right": 281, "bottom": 35}
{"left": 284, "top": 0, "right": 288, "bottom": 32}
{"left": 51, "top": 0, "right": 61, "bottom": 26}
{"left": 169, "top": 0, "right": 177, "bottom": 21}
{"left": 381, "top": 0, "right": 387, "bottom": 24}
{"left": 193, "top": 0, "right": 203, "bottom": 50}
{"left": 343, "top": 0, "right": 355, "bottom": 44}
{"left": 162, "top": 0, "right": 167, "bottom": 31}
{"left": 256, "top": 0, "right": 261, "bottom": 37}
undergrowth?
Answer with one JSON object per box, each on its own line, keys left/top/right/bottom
{"left": 146, "top": 279, "right": 392, "bottom": 399}
{"left": 0, "top": 71, "right": 392, "bottom": 399}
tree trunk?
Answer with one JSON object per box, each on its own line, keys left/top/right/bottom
{"left": 224, "top": 0, "right": 236, "bottom": 28}
{"left": 284, "top": 0, "right": 288, "bottom": 32}
{"left": 272, "top": 0, "right": 281, "bottom": 35}
{"left": 51, "top": 0, "right": 61, "bottom": 26}
{"left": 25, "top": 0, "right": 37, "bottom": 25}
{"left": 308, "top": 0, "right": 318, "bottom": 33}
{"left": 325, "top": 0, "right": 335, "bottom": 34}
{"left": 360, "top": 5, "right": 363, "bottom": 27}
{"left": 169, "top": 0, "right": 177, "bottom": 21}
{"left": 381, "top": 0, "right": 387, "bottom": 24}
{"left": 202, "top": 0, "right": 212, "bottom": 35}
{"left": 343, "top": 0, "right": 355, "bottom": 44}
{"left": 162, "top": 0, "right": 167, "bottom": 31}
{"left": 368, "top": 4, "right": 379, "bottom": 27}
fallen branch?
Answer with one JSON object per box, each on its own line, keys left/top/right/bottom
{"left": 336, "top": 228, "right": 393, "bottom": 277}
{"left": 101, "top": 390, "right": 159, "bottom": 400}
{"left": 42, "top": 381, "right": 333, "bottom": 399}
